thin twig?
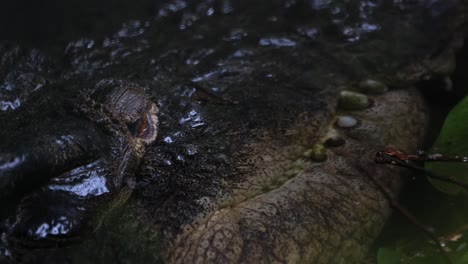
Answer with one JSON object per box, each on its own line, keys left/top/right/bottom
{"left": 375, "top": 150, "right": 468, "bottom": 191}
{"left": 361, "top": 165, "right": 452, "bottom": 264}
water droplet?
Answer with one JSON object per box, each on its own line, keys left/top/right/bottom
{"left": 296, "top": 26, "right": 318, "bottom": 40}
{"left": 116, "top": 20, "right": 146, "bottom": 38}
{"left": 206, "top": 7, "right": 214, "bottom": 16}
{"left": 176, "top": 155, "right": 185, "bottom": 162}
{"left": 258, "top": 37, "right": 296, "bottom": 47}
{"left": 223, "top": 29, "right": 248, "bottom": 41}
{"left": 157, "top": 1, "right": 188, "bottom": 18}
{"left": 163, "top": 159, "right": 173, "bottom": 166}
{"left": 185, "top": 145, "right": 198, "bottom": 156}
{"left": 230, "top": 49, "right": 254, "bottom": 58}
{"left": 179, "top": 12, "right": 199, "bottom": 30}
{"left": 179, "top": 109, "right": 205, "bottom": 128}
{"left": 220, "top": 0, "right": 234, "bottom": 14}
{"left": 0, "top": 99, "right": 21, "bottom": 111}
{"left": 1, "top": 82, "right": 14, "bottom": 91}
{"left": 308, "top": 0, "right": 332, "bottom": 10}
{"left": 164, "top": 136, "right": 174, "bottom": 143}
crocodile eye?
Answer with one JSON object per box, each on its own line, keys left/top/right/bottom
{"left": 127, "top": 104, "right": 158, "bottom": 143}
{"left": 128, "top": 114, "right": 149, "bottom": 138}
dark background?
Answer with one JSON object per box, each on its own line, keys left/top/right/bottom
{"left": 0, "top": 0, "right": 156, "bottom": 46}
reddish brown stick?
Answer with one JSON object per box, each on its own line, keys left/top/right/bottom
{"left": 375, "top": 150, "right": 468, "bottom": 191}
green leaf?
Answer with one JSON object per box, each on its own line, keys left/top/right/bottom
{"left": 426, "top": 95, "right": 468, "bottom": 195}
{"left": 377, "top": 248, "right": 403, "bottom": 264}
{"left": 458, "top": 251, "right": 468, "bottom": 263}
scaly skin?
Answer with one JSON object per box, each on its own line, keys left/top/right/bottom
{"left": 0, "top": 0, "right": 465, "bottom": 263}
{"left": 163, "top": 89, "right": 427, "bottom": 263}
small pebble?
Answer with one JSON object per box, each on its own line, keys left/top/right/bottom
{"left": 336, "top": 116, "right": 358, "bottom": 128}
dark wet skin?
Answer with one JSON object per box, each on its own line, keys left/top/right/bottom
{"left": 0, "top": 0, "right": 466, "bottom": 263}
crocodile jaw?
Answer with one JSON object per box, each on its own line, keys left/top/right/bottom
{"left": 167, "top": 88, "right": 427, "bottom": 263}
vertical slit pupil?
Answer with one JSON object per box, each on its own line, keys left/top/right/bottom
{"left": 128, "top": 113, "right": 149, "bottom": 138}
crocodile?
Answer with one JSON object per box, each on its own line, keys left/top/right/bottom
{"left": 0, "top": 0, "right": 466, "bottom": 263}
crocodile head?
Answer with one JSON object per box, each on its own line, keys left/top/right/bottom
{"left": 0, "top": 0, "right": 466, "bottom": 263}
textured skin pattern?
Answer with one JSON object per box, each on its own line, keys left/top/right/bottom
{"left": 0, "top": 0, "right": 463, "bottom": 262}
{"left": 167, "top": 89, "right": 427, "bottom": 263}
